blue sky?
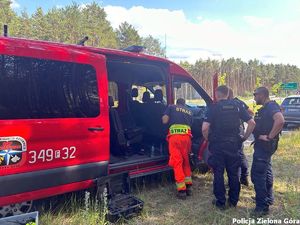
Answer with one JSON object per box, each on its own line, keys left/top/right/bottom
{"left": 10, "top": 0, "right": 300, "bottom": 66}
{"left": 15, "top": 0, "right": 299, "bottom": 22}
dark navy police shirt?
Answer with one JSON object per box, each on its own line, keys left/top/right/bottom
{"left": 263, "top": 101, "right": 281, "bottom": 118}
{"left": 254, "top": 101, "right": 281, "bottom": 138}
{"left": 164, "top": 104, "right": 193, "bottom": 127}
{"left": 204, "top": 100, "right": 251, "bottom": 124}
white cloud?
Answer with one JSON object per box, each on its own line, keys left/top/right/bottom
{"left": 104, "top": 5, "right": 300, "bottom": 67}
{"left": 294, "top": 2, "right": 300, "bottom": 12}
{"left": 10, "top": 0, "right": 20, "bottom": 9}
{"left": 79, "top": 3, "right": 88, "bottom": 10}
{"left": 243, "top": 16, "right": 273, "bottom": 28}
{"left": 197, "top": 16, "right": 203, "bottom": 21}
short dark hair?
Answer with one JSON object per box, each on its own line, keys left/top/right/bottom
{"left": 254, "top": 87, "right": 269, "bottom": 97}
{"left": 216, "top": 85, "right": 229, "bottom": 97}
{"left": 176, "top": 98, "right": 185, "bottom": 105}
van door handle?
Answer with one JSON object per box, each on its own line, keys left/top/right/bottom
{"left": 88, "top": 127, "right": 104, "bottom": 131}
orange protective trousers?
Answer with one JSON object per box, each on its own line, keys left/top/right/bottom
{"left": 168, "top": 134, "right": 192, "bottom": 191}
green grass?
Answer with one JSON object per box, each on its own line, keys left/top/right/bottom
{"left": 39, "top": 131, "right": 300, "bottom": 225}
{"left": 38, "top": 191, "right": 109, "bottom": 225}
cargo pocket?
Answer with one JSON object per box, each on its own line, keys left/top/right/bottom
{"left": 261, "top": 140, "right": 278, "bottom": 155}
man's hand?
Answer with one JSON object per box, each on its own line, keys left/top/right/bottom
{"left": 239, "top": 135, "right": 247, "bottom": 142}
{"left": 258, "top": 135, "right": 270, "bottom": 141}
{"left": 162, "top": 115, "right": 169, "bottom": 124}
{"left": 247, "top": 108, "right": 254, "bottom": 117}
{"left": 202, "top": 122, "right": 210, "bottom": 141}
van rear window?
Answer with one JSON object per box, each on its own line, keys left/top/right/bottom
{"left": 0, "top": 54, "right": 100, "bottom": 119}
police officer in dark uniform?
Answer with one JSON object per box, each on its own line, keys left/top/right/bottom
{"left": 202, "top": 85, "right": 255, "bottom": 209}
{"left": 228, "top": 88, "right": 254, "bottom": 186}
{"left": 251, "top": 87, "right": 284, "bottom": 216}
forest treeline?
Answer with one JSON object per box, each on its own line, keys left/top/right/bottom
{"left": 1, "top": 0, "right": 299, "bottom": 96}
{"left": 180, "top": 59, "right": 300, "bottom": 96}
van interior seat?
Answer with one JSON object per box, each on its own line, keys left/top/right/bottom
{"left": 137, "top": 90, "right": 168, "bottom": 141}
{"left": 154, "top": 89, "right": 163, "bottom": 103}
{"left": 142, "top": 91, "right": 152, "bottom": 103}
{"left": 131, "top": 88, "right": 139, "bottom": 103}
{"left": 109, "top": 96, "right": 143, "bottom": 154}
{"left": 119, "top": 112, "right": 144, "bottom": 139}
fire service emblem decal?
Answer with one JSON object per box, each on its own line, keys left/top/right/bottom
{"left": 0, "top": 136, "right": 26, "bottom": 168}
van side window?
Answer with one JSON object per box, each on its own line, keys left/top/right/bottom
{"left": 132, "top": 84, "right": 166, "bottom": 104}
{"left": 0, "top": 54, "right": 100, "bottom": 119}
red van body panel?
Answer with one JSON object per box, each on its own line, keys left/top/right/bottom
{"left": 0, "top": 38, "right": 110, "bottom": 206}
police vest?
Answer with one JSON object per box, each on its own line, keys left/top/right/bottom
{"left": 212, "top": 100, "right": 241, "bottom": 140}
{"left": 253, "top": 101, "right": 279, "bottom": 139}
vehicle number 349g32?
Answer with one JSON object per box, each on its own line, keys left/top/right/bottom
{"left": 28, "top": 147, "right": 76, "bottom": 164}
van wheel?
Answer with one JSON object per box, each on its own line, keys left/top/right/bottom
{"left": 198, "top": 162, "right": 209, "bottom": 174}
{"left": 0, "top": 201, "right": 33, "bottom": 218}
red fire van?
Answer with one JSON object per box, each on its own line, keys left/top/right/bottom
{"left": 0, "top": 37, "right": 212, "bottom": 217}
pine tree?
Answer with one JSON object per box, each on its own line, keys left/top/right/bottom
{"left": 116, "top": 22, "right": 142, "bottom": 49}
{"left": 0, "top": 0, "right": 18, "bottom": 35}
{"left": 81, "top": 3, "right": 117, "bottom": 48}
{"left": 31, "top": 7, "right": 51, "bottom": 40}
{"left": 14, "top": 10, "right": 32, "bottom": 38}
{"left": 142, "top": 35, "right": 165, "bottom": 57}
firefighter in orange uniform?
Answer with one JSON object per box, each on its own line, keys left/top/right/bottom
{"left": 162, "top": 98, "right": 193, "bottom": 200}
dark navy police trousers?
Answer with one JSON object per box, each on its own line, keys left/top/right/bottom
{"left": 251, "top": 140, "right": 277, "bottom": 210}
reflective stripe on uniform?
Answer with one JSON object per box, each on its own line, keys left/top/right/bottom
{"left": 169, "top": 124, "right": 191, "bottom": 135}
{"left": 176, "top": 182, "right": 186, "bottom": 191}
{"left": 184, "top": 176, "right": 192, "bottom": 185}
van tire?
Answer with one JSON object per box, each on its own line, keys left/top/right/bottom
{"left": 0, "top": 200, "right": 33, "bottom": 218}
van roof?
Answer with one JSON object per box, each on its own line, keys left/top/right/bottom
{"left": 0, "top": 37, "right": 189, "bottom": 76}
{"left": 1, "top": 37, "right": 162, "bottom": 61}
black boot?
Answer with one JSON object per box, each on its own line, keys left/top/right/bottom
{"left": 227, "top": 199, "right": 237, "bottom": 208}
{"left": 251, "top": 196, "right": 274, "bottom": 205}
{"left": 212, "top": 199, "right": 226, "bottom": 210}
{"left": 186, "top": 184, "right": 192, "bottom": 196}
{"left": 250, "top": 207, "right": 269, "bottom": 217}
{"left": 177, "top": 190, "right": 187, "bottom": 200}
{"left": 240, "top": 176, "right": 249, "bottom": 186}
